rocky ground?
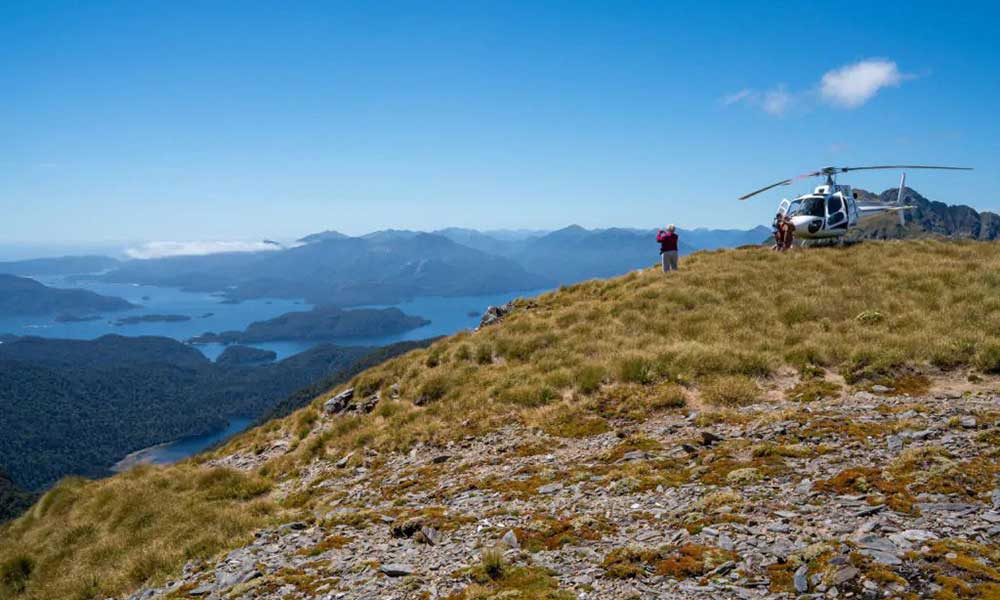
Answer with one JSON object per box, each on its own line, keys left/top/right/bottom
{"left": 132, "top": 377, "right": 1000, "bottom": 600}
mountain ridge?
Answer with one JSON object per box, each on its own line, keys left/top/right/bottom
{"left": 0, "top": 274, "right": 136, "bottom": 317}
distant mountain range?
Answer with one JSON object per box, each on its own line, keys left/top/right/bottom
{"left": 96, "top": 233, "right": 551, "bottom": 305}
{"left": 0, "top": 334, "right": 432, "bottom": 493}
{"left": 2, "top": 196, "right": 990, "bottom": 315}
{"left": 0, "top": 274, "right": 136, "bottom": 316}
{"left": 72, "top": 225, "right": 768, "bottom": 305}
{"left": 0, "top": 255, "right": 120, "bottom": 276}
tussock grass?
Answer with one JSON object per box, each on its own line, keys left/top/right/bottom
{"left": 0, "top": 466, "right": 284, "bottom": 599}
{"left": 4, "top": 240, "right": 1000, "bottom": 598}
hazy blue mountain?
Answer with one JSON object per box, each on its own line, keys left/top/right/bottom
{"left": 437, "top": 224, "right": 770, "bottom": 282}
{"left": 99, "top": 233, "right": 552, "bottom": 305}
{"left": 190, "top": 305, "right": 429, "bottom": 344}
{"left": 499, "top": 225, "right": 695, "bottom": 283}
{"left": 0, "top": 334, "right": 405, "bottom": 491}
{"left": 677, "top": 226, "right": 772, "bottom": 250}
{"left": 0, "top": 255, "right": 120, "bottom": 276}
{"left": 434, "top": 227, "right": 523, "bottom": 255}
{"left": 0, "top": 274, "right": 136, "bottom": 316}
{"left": 296, "top": 230, "right": 351, "bottom": 244}
{"left": 360, "top": 229, "right": 423, "bottom": 242}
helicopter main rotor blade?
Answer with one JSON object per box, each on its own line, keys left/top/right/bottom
{"left": 838, "top": 165, "right": 973, "bottom": 173}
{"left": 738, "top": 165, "right": 971, "bottom": 201}
{"left": 738, "top": 171, "right": 820, "bottom": 201}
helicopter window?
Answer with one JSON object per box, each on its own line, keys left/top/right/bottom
{"left": 827, "top": 196, "right": 843, "bottom": 213}
{"left": 786, "top": 199, "right": 803, "bottom": 216}
{"left": 799, "top": 197, "right": 826, "bottom": 217}
{"left": 828, "top": 212, "right": 846, "bottom": 228}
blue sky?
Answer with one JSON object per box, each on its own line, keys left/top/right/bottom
{"left": 2, "top": 1, "right": 997, "bottom": 244}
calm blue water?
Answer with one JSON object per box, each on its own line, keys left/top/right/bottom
{"left": 111, "top": 417, "right": 253, "bottom": 471}
{"left": 0, "top": 275, "right": 310, "bottom": 360}
{"left": 0, "top": 275, "right": 550, "bottom": 360}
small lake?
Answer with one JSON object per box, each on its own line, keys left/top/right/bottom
{"left": 111, "top": 417, "right": 253, "bottom": 471}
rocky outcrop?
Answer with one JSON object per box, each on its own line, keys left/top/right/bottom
{"left": 477, "top": 302, "right": 515, "bottom": 329}
{"left": 322, "top": 388, "right": 381, "bottom": 416}
{"left": 129, "top": 380, "right": 1000, "bottom": 600}
{"left": 850, "top": 187, "right": 1000, "bottom": 241}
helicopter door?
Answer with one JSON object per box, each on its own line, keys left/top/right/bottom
{"left": 846, "top": 195, "right": 859, "bottom": 226}
{"left": 825, "top": 194, "right": 848, "bottom": 230}
{"left": 777, "top": 199, "right": 791, "bottom": 217}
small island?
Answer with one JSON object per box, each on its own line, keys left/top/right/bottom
{"left": 55, "top": 314, "right": 102, "bottom": 323}
{"left": 215, "top": 345, "right": 278, "bottom": 366}
{"left": 115, "top": 314, "right": 192, "bottom": 326}
{"left": 190, "top": 305, "right": 429, "bottom": 344}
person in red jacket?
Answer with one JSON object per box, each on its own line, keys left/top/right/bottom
{"left": 656, "top": 224, "right": 679, "bottom": 272}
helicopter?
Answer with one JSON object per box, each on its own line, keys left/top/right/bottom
{"left": 739, "top": 165, "right": 973, "bottom": 241}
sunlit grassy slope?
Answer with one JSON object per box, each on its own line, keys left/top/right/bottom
{"left": 3, "top": 240, "right": 1000, "bottom": 599}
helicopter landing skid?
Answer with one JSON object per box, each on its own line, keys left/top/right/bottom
{"left": 800, "top": 238, "right": 862, "bottom": 249}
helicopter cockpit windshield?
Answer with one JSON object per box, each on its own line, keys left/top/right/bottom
{"left": 787, "top": 196, "right": 825, "bottom": 218}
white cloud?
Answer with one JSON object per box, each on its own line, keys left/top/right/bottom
{"left": 126, "top": 240, "right": 283, "bottom": 259}
{"left": 820, "top": 59, "right": 904, "bottom": 108}
{"left": 722, "top": 89, "right": 754, "bottom": 106}
{"left": 723, "top": 58, "right": 911, "bottom": 116}
{"left": 762, "top": 86, "right": 792, "bottom": 116}
{"left": 720, "top": 85, "right": 794, "bottom": 116}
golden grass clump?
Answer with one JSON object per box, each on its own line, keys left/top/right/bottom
{"left": 5, "top": 240, "right": 1000, "bottom": 598}
{"left": 701, "top": 376, "right": 762, "bottom": 406}
{"left": 0, "top": 465, "right": 283, "bottom": 599}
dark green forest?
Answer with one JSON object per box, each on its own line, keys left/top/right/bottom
{"left": 0, "top": 335, "right": 382, "bottom": 491}
{"left": 0, "top": 468, "right": 34, "bottom": 521}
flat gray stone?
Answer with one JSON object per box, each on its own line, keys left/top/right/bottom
{"left": 857, "top": 535, "right": 899, "bottom": 554}
{"left": 380, "top": 563, "right": 416, "bottom": 577}
{"left": 831, "top": 566, "right": 859, "bottom": 586}
{"left": 538, "top": 483, "right": 563, "bottom": 494}
{"left": 858, "top": 548, "right": 902, "bottom": 566}
{"left": 501, "top": 529, "right": 520, "bottom": 549}
{"left": 793, "top": 565, "right": 809, "bottom": 593}
{"left": 916, "top": 502, "right": 978, "bottom": 513}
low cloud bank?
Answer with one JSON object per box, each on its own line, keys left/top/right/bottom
{"left": 125, "top": 240, "right": 283, "bottom": 259}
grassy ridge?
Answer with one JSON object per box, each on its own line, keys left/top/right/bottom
{"left": 2, "top": 240, "right": 1000, "bottom": 599}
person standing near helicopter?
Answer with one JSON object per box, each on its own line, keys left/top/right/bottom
{"left": 780, "top": 215, "right": 796, "bottom": 251}
{"left": 656, "top": 225, "right": 679, "bottom": 272}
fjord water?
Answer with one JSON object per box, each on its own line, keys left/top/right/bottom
{"left": 0, "top": 274, "right": 549, "bottom": 361}
{"left": 0, "top": 275, "right": 309, "bottom": 360}
{"left": 111, "top": 417, "right": 253, "bottom": 472}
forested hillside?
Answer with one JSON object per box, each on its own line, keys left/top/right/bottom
{"left": 0, "top": 274, "right": 135, "bottom": 316}
{"left": 0, "top": 336, "right": 378, "bottom": 491}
